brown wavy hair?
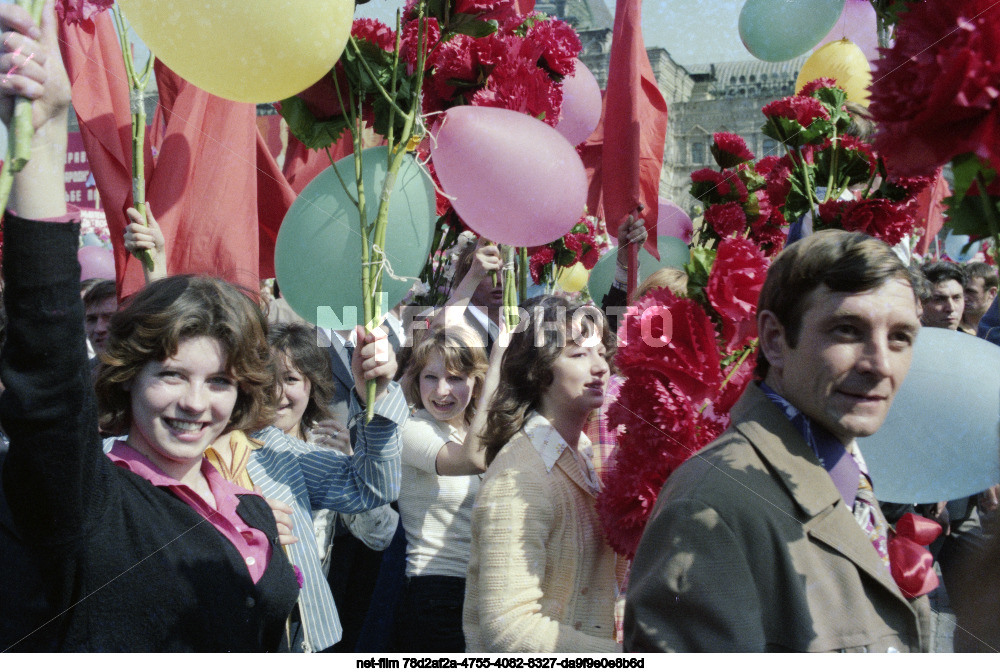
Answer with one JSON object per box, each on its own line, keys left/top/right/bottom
{"left": 481, "top": 295, "right": 616, "bottom": 466}
{"left": 402, "top": 326, "right": 488, "bottom": 427}
{"left": 268, "top": 321, "right": 337, "bottom": 435}
{"left": 96, "top": 275, "right": 277, "bottom": 435}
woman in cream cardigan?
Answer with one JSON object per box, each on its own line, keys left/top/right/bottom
{"left": 463, "top": 296, "right": 627, "bottom": 653}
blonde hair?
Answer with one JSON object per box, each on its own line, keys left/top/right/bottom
{"left": 403, "top": 326, "right": 488, "bottom": 426}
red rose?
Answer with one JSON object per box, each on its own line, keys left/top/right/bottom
{"left": 704, "top": 202, "right": 748, "bottom": 238}
{"left": 706, "top": 237, "right": 769, "bottom": 351}
{"left": 712, "top": 132, "right": 755, "bottom": 168}
{"left": 870, "top": 0, "right": 1000, "bottom": 177}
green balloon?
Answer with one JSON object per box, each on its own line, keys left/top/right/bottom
{"left": 739, "top": 0, "right": 845, "bottom": 62}
{"left": 587, "top": 236, "right": 690, "bottom": 303}
{"left": 275, "top": 147, "right": 435, "bottom": 329}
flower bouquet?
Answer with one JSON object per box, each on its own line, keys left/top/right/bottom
{"left": 528, "top": 214, "right": 608, "bottom": 291}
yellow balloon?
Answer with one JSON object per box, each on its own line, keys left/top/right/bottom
{"left": 556, "top": 262, "right": 590, "bottom": 293}
{"left": 118, "top": 0, "right": 354, "bottom": 104}
{"left": 795, "top": 38, "right": 872, "bottom": 105}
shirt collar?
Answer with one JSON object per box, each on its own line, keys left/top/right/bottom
{"left": 758, "top": 383, "right": 864, "bottom": 506}
{"left": 107, "top": 440, "right": 250, "bottom": 501}
{"left": 523, "top": 412, "right": 599, "bottom": 492}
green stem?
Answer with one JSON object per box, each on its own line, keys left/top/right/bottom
{"left": 348, "top": 37, "right": 411, "bottom": 119}
{"left": 7, "top": 0, "right": 43, "bottom": 174}
{"left": 796, "top": 147, "right": 818, "bottom": 226}
{"left": 697, "top": 341, "right": 756, "bottom": 414}
{"left": 518, "top": 247, "right": 528, "bottom": 304}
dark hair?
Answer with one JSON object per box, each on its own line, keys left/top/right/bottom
{"left": 451, "top": 238, "right": 479, "bottom": 291}
{"left": 96, "top": 275, "right": 277, "bottom": 435}
{"left": 83, "top": 279, "right": 116, "bottom": 310}
{"left": 921, "top": 260, "right": 967, "bottom": 289}
{"left": 755, "top": 230, "right": 915, "bottom": 378}
{"left": 481, "top": 295, "right": 616, "bottom": 466}
{"left": 402, "top": 326, "right": 488, "bottom": 426}
{"left": 268, "top": 322, "right": 336, "bottom": 434}
{"left": 965, "top": 261, "right": 998, "bottom": 291}
{"left": 908, "top": 263, "right": 931, "bottom": 303}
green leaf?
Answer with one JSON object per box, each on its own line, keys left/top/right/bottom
{"left": 951, "top": 152, "right": 995, "bottom": 203}
{"left": 448, "top": 17, "right": 499, "bottom": 38}
{"left": 684, "top": 247, "right": 717, "bottom": 303}
{"left": 944, "top": 192, "right": 1000, "bottom": 238}
{"left": 277, "top": 95, "right": 350, "bottom": 150}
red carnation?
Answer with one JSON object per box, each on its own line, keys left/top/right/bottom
{"left": 797, "top": 77, "right": 838, "bottom": 97}
{"left": 706, "top": 237, "right": 769, "bottom": 351}
{"left": 470, "top": 55, "right": 562, "bottom": 126}
{"left": 869, "top": 0, "right": 1000, "bottom": 177}
{"left": 529, "top": 247, "right": 555, "bottom": 284}
{"left": 715, "top": 350, "right": 757, "bottom": 417}
{"left": 352, "top": 18, "right": 396, "bottom": 52}
{"left": 580, "top": 247, "right": 600, "bottom": 270}
{"left": 762, "top": 95, "right": 830, "bottom": 127}
{"left": 704, "top": 202, "right": 748, "bottom": 238}
{"left": 712, "top": 132, "right": 755, "bottom": 169}
{"left": 57, "top": 0, "right": 113, "bottom": 24}
{"left": 616, "top": 289, "right": 722, "bottom": 406}
{"left": 527, "top": 19, "right": 582, "bottom": 77}
{"left": 400, "top": 18, "right": 442, "bottom": 67}
{"left": 455, "top": 0, "right": 518, "bottom": 22}
{"left": 840, "top": 199, "right": 913, "bottom": 246}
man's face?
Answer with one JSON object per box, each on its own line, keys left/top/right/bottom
{"left": 470, "top": 274, "right": 504, "bottom": 309}
{"left": 922, "top": 279, "right": 964, "bottom": 330}
{"left": 761, "top": 279, "right": 921, "bottom": 445}
{"left": 964, "top": 276, "right": 997, "bottom": 322}
{"left": 85, "top": 296, "right": 117, "bottom": 355}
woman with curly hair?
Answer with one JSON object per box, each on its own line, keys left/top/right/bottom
{"left": 395, "top": 326, "right": 502, "bottom": 652}
{"left": 463, "top": 295, "right": 627, "bottom": 653}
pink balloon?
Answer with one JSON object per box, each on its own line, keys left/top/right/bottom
{"left": 657, "top": 198, "right": 693, "bottom": 245}
{"left": 431, "top": 106, "right": 588, "bottom": 247}
{"left": 78, "top": 245, "right": 116, "bottom": 281}
{"left": 819, "top": 0, "right": 879, "bottom": 62}
{"left": 555, "top": 60, "right": 602, "bottom": 146}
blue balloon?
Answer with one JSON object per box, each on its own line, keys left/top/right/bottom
{"left": 858, "top": 328, "right": 1000, "bottom": 503}
{"left": 275, "top": 147, "right": 436, "bottom": 329}
{"left": 587, "top": 236, "right": 690, "bottom": 303}
{"left": 739, "top": 0, "right": 846, "bottom": 62}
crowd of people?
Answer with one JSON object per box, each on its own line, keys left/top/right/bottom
{"left": 0, "top": 2, "right": 998, "bottom": 654}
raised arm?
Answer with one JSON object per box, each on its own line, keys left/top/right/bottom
{"left": 0, "top": 1, "right": 108, "bottom": 545}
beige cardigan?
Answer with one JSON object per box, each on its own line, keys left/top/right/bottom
{"left": 463, "top": 432, "right": 627, "bottom": 652}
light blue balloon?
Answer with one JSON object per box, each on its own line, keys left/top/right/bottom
{"left": 858, "top": 328, "right": 1000, "bottom": 503}
{"left": 587, "top": 236, "right": 690, "bottom": 303}
{"left": 81, "top": 232, "right": 103, "bottom": 247}
{"left": 275, "top": 147, "right": 436, "bottom": 329}
{"left": 739, "top": 0, "right": 846, "bottom": 62}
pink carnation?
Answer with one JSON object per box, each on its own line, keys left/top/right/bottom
{"left": 527, "top": 19, "right": 582, "bottom": 77}
{"left": 352, "top": 18, "right": 396, "bottom": 52}
{"left": 797, "top": 77, "right": 839, "bottom": 97}
{"left": 762, "top": 95, "right": 831, "bottom": 127}
{"left": 706, "top": 237, "right": 769, "bottom": 351}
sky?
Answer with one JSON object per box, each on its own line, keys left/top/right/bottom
{"left": 357, "top": 0, "right": 753, "bottom": 66}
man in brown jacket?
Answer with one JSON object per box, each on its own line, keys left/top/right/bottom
{"left": 625, "top": 231, "right": 930, "bottom": 652}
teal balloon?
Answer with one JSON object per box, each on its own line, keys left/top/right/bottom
{"left": 587, "top": 236, "right": 690, "bottom": 302}
{"left": 739, "top": 0, "right": 846, "bottom": 62}
{"left": 859, "top": 328, "right": 1000, "bottom": 503}
{"left": 275, "top": 147, "right": 435, "bottom": 329}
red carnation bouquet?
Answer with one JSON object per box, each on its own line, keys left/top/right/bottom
{"left": 597, "top": 235, "right": 769, "bottom": 558}
{"left": 528, "top": 214, "right": 609, "bottom": 288}
{"left": 869, "top": 0, "right": 1000, "bottom": 257}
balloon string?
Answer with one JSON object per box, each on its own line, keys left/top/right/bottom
{"left": 414, "top": 111, "right": 457, "bottom": 204}
{"left": 363, "top": 243, "right": 421, "bottom": 298}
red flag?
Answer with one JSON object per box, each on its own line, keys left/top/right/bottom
{"left": 583, "top": 0, "right": 667, "bottom": 264}
{"left": 59, "top": 13, "right": 151, "bottom": 295}
{"left": 281, "top": 133, "right": 352, "bottom": 195}
{"left": 142, "top": 61, "right": 261, "bottom": 294}
{"left": 913, "top": 169, "right": 951, "bottom": 257}
{"left": 257, "top": 132, "right": 297, "bottom": 278}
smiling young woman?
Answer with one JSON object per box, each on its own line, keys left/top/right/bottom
{"left": 463, "top": 295, "right": 627, "bottom": 653}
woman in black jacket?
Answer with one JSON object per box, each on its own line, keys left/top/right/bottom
{"left": 0, "top": 3, "right": 298, "bottom": 651}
